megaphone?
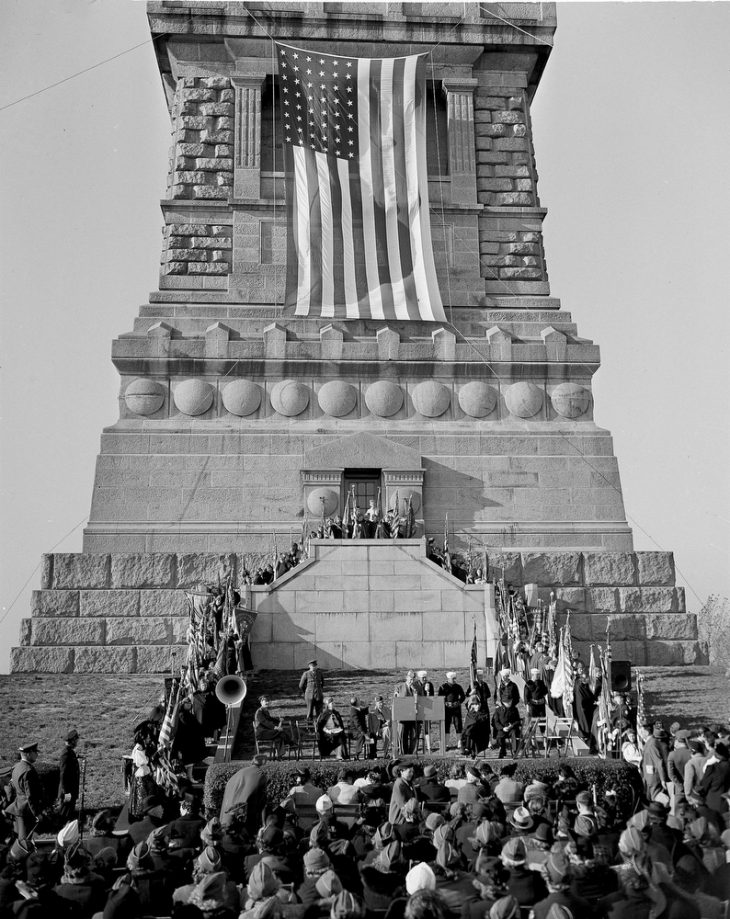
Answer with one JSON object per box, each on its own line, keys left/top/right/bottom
{"left": 215, "top": 674, "right": 247, "bottom": 707}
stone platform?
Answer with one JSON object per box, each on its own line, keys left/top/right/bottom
{"left": 11, "top": 544, "right": 703, "bottom": 673}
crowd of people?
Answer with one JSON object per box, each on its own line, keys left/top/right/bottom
{"left": 4, "top": 721, "right": 730, "bottom": 919}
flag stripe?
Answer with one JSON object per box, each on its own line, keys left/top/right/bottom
{"left": 368, "top": 58, "right": 395, "bottom": 320}
{"left": 337, "top": 157, "right": 358, "bottom": 318}
{"left": 392, "top": 56, "right": 418, "bottom": 320}
{"left": 293, "top": 146, "right": 312, "bottom": 316}
{"left": 380, "top": 57, "right": 407, "bottom": 320}
{"left": 358, "top": 57, "right": 383, "bottom": 320}
{"left": 415, "top": 57, "right": 443, "bottom": 321}
{"left": 316, "top": 151, "right": 335, "bottom": 316}
{"left": 328, "top": 154, "right": 346, "bottom": 316}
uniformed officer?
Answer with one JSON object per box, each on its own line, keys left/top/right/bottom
{"left": 8, "top": 742, "right": 44, "bottom": 842}
{"left": 298, "top": 659, "right": 325, "bottom": 721}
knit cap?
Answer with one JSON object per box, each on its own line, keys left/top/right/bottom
{"left": 489, "top": 895, "right": 520, "bottom": 919}
{"left": 425, "top": 812, "right": 444, "bottom": 832}
{"left": 405, "top": 862, "right": 436, "bottom": 894}
{"left": 315, "top": 869, "right": 342, "bottom": 899}
{"left": 195, "top": 845, "right": 222, "bottom": 874}
{"left": 330, "top": 891, "right": 366, "bottom": 919}
{"left": 500, "top": 837, "right": 526, "bottom": 866}
{"left": 303, "top": 848, "right": 331, "bottom": 873}
{"left": 248, "top": 861, "right": 280, "bottom": 900}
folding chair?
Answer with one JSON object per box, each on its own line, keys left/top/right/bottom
{"left": 544, "top": 710, "right": 575, "bottom": 757}
{"left": 253, "top": 722, "right": 278, "bottom": 759}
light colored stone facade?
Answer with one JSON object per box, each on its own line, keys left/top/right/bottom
{"left": 10, "top": 2, "right": 704, "bottom": 671}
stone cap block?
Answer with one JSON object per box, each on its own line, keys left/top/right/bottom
{"left": 485, "top": 551, "right": 522, "bottom": 583}
{"left": 636, "top": 551, "right": 676, "bottom": 587}
{"left": 582, "top": 552, "right": 637, "bottom": 587}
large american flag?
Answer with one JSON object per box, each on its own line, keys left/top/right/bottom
{"left": 277, "top": 43, "right": 446, "bottom": 322}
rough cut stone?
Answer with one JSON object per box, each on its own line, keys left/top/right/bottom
{"left": 110, "top": 554, "right": 176, "bottom": 589}
{"left": 106, "top": 617, "right": 170, "bottom": 646}
{"left": 583, "top": 552, "right": 637, "bottom": 586}
{"left": 32, "top": 618, "right": 105, "bottom": 646}
{"left": 41, "top": 554, "right": 53, "bottom": 589}
{"left": 485, "top": 552, "right": 522, "bottom": 583}
{"left": 177, "top": 553, "right": 235, "bottom": 586}
{"left": 586, "top": 587, "right": 620, "bottom": 612}
{"left": 636, "top": 551, "right": 675, "bottom": 586}
{"left": 79, "top": 590, "right": 139, "bottom": 617}
{"left": 10, "top": 647, "right": 74, "bottom": 673}
{"left": 521, "top": 552, "right": 582, "bottom": 587}
{"left": 140, "top": 590, "right": 189, "bottom": 618}
{"left": 618, "top": 587, "right": 679, "bottom": 614}
{"left": 644, "top": 614, "right": 697, "bottom": 640}
{"left": 31, "top": 590, "right": 79, "bottom": 617}
{"left": 554, "top": 587, "right": 588, "bottom": 611}
{"left": 644, "top": 640, "right": 705, "bottom": 666}
{"left": 136, "top": 645, "right": 187, "bottom": 673}
{"left": 52, "top": 554, "right": 110, "bottom": 589}
{"left": 74, "top": 647, "right": 136, "bottom": 673}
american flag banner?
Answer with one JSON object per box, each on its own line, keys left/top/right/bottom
{"left": 277, "top": 43, "right": 446, "bottom": 322}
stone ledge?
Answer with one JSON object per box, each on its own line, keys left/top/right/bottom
{"left": 10, "top": 647, "right": 75, "bottom": 673}
{"left": 52, "top": 554, "right": 111, "bottom": 590}
{"left": 74, "top": 647, "right": 137, "bottom": 673}
{"left": 110, "top": 554, "right": 177, "bottom": 589}
{"left": 31, "top": 618, "right": 105, "bottom": 646}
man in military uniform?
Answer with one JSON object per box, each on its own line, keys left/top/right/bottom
{"left": 299, "top": 659, "right": 324, "bottom": 722}
{"left": 8, "top": 742, "right": 44, "bottom": 843}
{"left": 438, "top": 671, "right": 466, "bottom": 749}
{"left": 58, "top": 728, "right": 81, "bottom": 822}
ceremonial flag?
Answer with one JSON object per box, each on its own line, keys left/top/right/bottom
{"left": 470, "top": 621, "right": 478, "bottom": 689}
{"left": 277, "top": 43, "right": 446, "bottom": 321}
{"left": 588, "top": 644, "right": 598, "bottom": 694}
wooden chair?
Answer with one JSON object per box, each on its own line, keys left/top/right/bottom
{"left": 253, "top": 722, "right": 278, "bottom": 759}
{"left": 333, "top": 803, "right": 362, "bottom": 828}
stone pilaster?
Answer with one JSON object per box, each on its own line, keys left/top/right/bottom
{"left": 442, "top": 78, "right": 478, "bottom": 205}
{"left": 232, "top": 68, "right": 267, "bottom": 199}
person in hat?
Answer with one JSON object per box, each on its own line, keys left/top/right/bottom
{"left": 438, "top": 673, "right": 466, "bottom": 750}
{"left": 359, "top": 840, "right": 408, "bottom": 912}
{"left": 8, "top": 742, "right": 44, "bottom": 844}
{"left": 255, "top": 696, "right": 294, "bottom": 759}
{"left": 299, "top": 660, "right": 325, "bottom": 722}
{"left": 698, "top": 741, "right": 730, "bottom": 818}
{"left": 500, "top": 837, "right": 548, "bottom": 908}
{"left": 389, "top": 764, "right": 416, "bottom": 826}
{"left": 298, "top": 847, "right": 334, "bottom": 906}
{"left": 641, "top": 722, "right": 669, "bottom": 803}
{"left": 496, "top": 670, "right": 520, "bottom": 710}
{"left": 57, "top": 729, "right": 80, "bottom": 823}
{"left": 684, "top": 739, "right": 708, "bottom": 803}
{"left": 220, "top": 753, "right": 269, "bottom": 835}
{"left": 347, "top": 697, "right": 370, "bottom": 760}
{"left": 127, "top": 794, "right": 165, "bottom": 846}
{"left": 418, "top": 672, "right": 435, "bottom": 754}
{"left": 531, "top": 851, "right": 591, "bottom": 919}
{"left": 461, "top": 695, "right": 491, "bottom": 757}
{"left": 492, "top": 698, "right": 521, "bottom": 759}
{"left": 457, "top": 766, "right": 485, "bottom": 806}
{"left": 467, "top": 669, "right": 492, "bottom": 716}
{"left": 417, "top": 765, "right": 450, "bottom": 811}
{"left": 367, "top": 696, "right": 392, "bottom": 759}
{"left": 507, "top": 807, "right": 534, "bottom": 838}
{"left": 316, "top": 698, "right": 348, "bottom": 760}
{"left": 163, "top": 789, "right": 206, "bottom": 849}
{"left": 53, "top": 843, "right": 107, "bottom": 915}
{"left": 621, "top": 727, "right": 642, "bottom": 769}
{"left": 668, "top": 731, "right": 692, "bottom": 811}
{"left": 284, "top": 766, "right": 325, "bottom": 809}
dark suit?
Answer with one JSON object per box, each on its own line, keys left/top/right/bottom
{"left": 58, "top": 744, "right": 80, "bottom": 821}
{"left": 219, "top": 763, "right": 268, "bottom": 833}
{"left": 394, "top": 680, "right": 422, "bottom": 754}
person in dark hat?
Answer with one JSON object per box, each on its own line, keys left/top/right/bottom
{"left": 14, "top": 851, "right": 76, "bottom": 919}
{"left": 127, "top": 794, "right": 165, "bottom": 846}
{"left": 163, "top": 790, "right": 206, "bottom": 849}
{"left": 57, "top": 729, "right": 80, "bottom": 823}
{"left": 698, "top": 741, "right": 730, "bottom": 820}
{"left": 8, "top": 743, "right": 44, "bottom": 844}
{"left": 53, "top": 843, "right": 107, "bottom": 915}
{"left": 416, "top": 764, "right": 450, "bottom": 811}
{"left": 457, "top": 766, "right": 485, "bottom": 806}
{"left": 640, "top": 721, "right": 669, "bottom": 803}
{"left": 284, "top": 766, "right": 324, "bottom": 809}
{"left": 299, "top": 660, "right": 325, "bottom": 722}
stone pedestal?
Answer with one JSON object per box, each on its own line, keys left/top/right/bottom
{"left": 11, "top": 3, "right": 703, "bottom": 671}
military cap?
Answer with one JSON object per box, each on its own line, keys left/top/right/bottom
{"left": 66, "top": 729, "right": 79, "bottom": 742}
{"left": 307, "top": 659, "right": 318, "bottom": 666}
{"left": 18, "top": 742, "right": 39, "bottom": 754}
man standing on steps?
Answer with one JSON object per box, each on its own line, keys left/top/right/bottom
{"left": 438, "top": 671, "right": 466, "bottom": 750}
{"left": 299, "top": 659, "right": 325, "bottom": 722}
{"left": 7, "top": 742, "right": 44, "bottom": 844}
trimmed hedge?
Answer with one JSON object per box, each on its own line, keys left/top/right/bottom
{"left": 204, "top": 756, "right": 641, "bottom": 818}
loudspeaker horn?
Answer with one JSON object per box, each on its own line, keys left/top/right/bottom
{"left": 215, "top": 674, "right": 247, "bottom": 707}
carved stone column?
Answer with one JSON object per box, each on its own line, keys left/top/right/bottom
{"left": 232, "top": 69, "right": 267, "bottom": 199}
{"left": 442, "top": 78, "right": 478, "bottom": 205}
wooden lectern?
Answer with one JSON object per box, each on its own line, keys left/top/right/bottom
{"left": 392, "top": 696, "right": 446, "bottom": 755}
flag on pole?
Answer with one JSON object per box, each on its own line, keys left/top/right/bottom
{"left": 469, "top": 621, "right": 478, "bottom": 689}
{"left": 276, "top": 43, "right": 445, "bottom": 322}
{"left": 588, "top": 644, "right": 598, "bottom": 694}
